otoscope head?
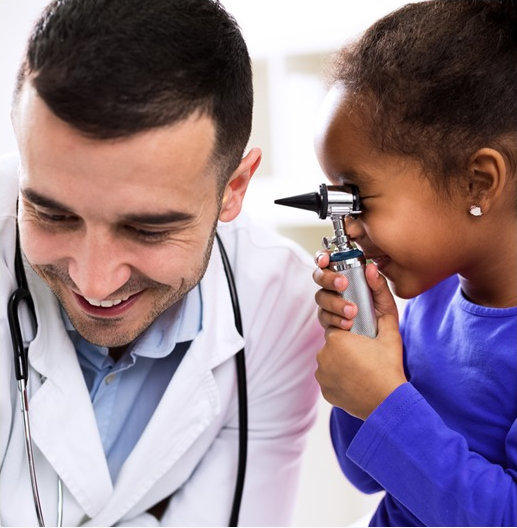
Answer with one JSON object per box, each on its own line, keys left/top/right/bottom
{"left": 274, "top": 184, "right": 361, "bottom": 219}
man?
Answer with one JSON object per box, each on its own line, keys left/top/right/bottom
{"left": 0, "top": 0, "right": 322, "bottom": 525}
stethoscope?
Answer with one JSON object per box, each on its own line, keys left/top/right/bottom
{"left": 7, "top": 228, "right": 248, "bottom": 527}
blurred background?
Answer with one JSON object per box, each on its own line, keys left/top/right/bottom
{"left": 0, "top": 1, "right": 414, "bottom": 524}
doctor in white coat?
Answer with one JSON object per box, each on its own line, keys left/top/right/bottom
{"left": 0, "top": 0, "right": 323, "bottom": 526}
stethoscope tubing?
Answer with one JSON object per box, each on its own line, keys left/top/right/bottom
{"left": 216, "top": 233, "right": 248, "bottom": 527}
{"left": 18, "top": 379, "right": 46, "bottom": 527}
{"left": 7, "top": 280, "right": 32, "bottom": 383}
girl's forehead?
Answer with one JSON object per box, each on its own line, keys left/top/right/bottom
{"left": 316, "top": 86, "right": 372, "bottom": 145}
{"left": 315, "top": 89, "right": 377, "bottom": 172}
{"left": 315, "top": 88, "right": 433, "bottom": 194}
{"left": 316, "top": 85, "right": 352, "bottom": 133}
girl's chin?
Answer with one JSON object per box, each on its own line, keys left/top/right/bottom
{"left": 387, "top": 276, "right": 437, "bottom": 300}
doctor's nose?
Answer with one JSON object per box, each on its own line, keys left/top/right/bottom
{"left": 67, "top": 230, "right": 132, "bottom": 300}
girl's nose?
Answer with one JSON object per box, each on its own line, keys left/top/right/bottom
{"left": 344, "top": 215, "right": 366, "bottom": 241}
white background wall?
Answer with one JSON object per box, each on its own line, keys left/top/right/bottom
{"left": 0, "top": 1, "right": 413, "bottom": 525}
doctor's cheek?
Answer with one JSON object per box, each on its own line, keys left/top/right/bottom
{"left": 18, "top": 219, "right": 71, "bottom": 267}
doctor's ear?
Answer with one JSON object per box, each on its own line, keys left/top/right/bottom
{"left": 219, "top": 147, "right": 262, "bottom": 222}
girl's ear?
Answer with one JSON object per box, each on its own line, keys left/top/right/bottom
{"left": 466, "top": 148, "right": 508, "bottom": 214}
{"left": 218, "top": 147, "right": 262, "bottom": 222}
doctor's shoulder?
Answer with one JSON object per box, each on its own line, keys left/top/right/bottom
{"left": 217, "top": 210, "right": 322, "bottom": 411}
{"left": 0, "top": 152, "right": 20, "bottom": 297}
{"left": 0, "top": 153, "right": 20, "bottom": 472}
{"left": 217, "top": 212, "right": 323, "bottom": 353}
{"left": 0, "top": 152, "right": 20, "bottom": 218}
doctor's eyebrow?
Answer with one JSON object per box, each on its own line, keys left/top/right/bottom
{"left": 21, "top": 187, "right": 196, "bottom": 225}
{"left": 121, "top": 210, "right": 196, "bottom": 225}
{"left": 21, "top": 188, "right": 73, "bottom": 212}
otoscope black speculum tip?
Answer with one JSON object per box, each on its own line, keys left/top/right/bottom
{"left": 274, "top": 190, "right": 327, "bottom": 219}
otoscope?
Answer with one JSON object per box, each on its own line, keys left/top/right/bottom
{"left": 275, "top": 184, "right": 377, "bottom": 338}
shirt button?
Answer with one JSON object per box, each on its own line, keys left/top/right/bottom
{"left": 105, "top": 374, "right": 116, "bottom": 385}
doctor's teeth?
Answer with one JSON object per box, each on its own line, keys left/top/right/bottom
{"left": 84, "top": 297, "right": 124, "bottom": 307}
{"left": 84, "top": 297, "right": 101, "bottom": 307}
{"left": 100, "top": 299, "right": 123, "bottom": 307}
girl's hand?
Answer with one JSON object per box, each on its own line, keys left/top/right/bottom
{"left": 315, "top": 313, "right": 406, "bottom": 420}
{"left": 312, "top": 250, "right": 406, "bottom": 419}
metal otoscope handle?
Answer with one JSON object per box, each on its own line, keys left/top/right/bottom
{"left": 329, "top": 249, "right": 377, "bottom": 338}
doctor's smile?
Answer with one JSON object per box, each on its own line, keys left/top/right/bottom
{"left": 82, "top": 293, "right": 133, "bottom": 308}
{"left": 74, "top": 290, "right": 142, "bottom": 316}
{"left": 34, "top": 258, "right": 165, "bottom": 319}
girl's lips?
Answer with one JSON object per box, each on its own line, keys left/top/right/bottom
{"left": 73, "top": 291, "right": 143, "bottom": 318}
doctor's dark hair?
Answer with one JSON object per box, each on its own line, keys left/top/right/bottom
{"left": 331, "top": 0, "right": 517, "bottom": 194}
{"left": 14, "top": 0, "right": 253, "bottom": 183}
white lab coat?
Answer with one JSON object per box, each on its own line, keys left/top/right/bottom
{"left": 0, "top": 153, "right": 323, "bottom": 527}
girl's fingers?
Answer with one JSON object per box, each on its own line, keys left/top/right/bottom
{"left": 315, "top": 289, "right": 358, "bottom": 326}
{"left": 365, "top": 263, "right": 399, "bottom": 321}
{"left": 313, "top": 266, "right": 348, "bottom": 292}
{"left": 314, "top": 251, "right": 330, "bottom": 268}
{"left": 317, "top": 307, "right": 356, "bottom": 330}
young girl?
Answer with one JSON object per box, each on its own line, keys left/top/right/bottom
{"left": 312, "top": 1, "right": 517, "bottom": 526}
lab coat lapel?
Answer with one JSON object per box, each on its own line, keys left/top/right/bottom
{"left": 87, "top": 236, "right": 244, "bottom": 524}
{"left": 25, "top": 265, "right": 113, "bottom": 518}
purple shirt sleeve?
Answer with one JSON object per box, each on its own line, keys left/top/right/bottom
{"left": 345, "top": 382, "right": 517, "bottom": 526}
{"left": 330, "top": 407, "right": 383, "bottom": 494}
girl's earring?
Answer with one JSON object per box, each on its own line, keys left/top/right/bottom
{"left": 469, "top": 205, "right": 483, "bottom": 217}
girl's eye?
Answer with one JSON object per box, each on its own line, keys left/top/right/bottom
{"left": 357, "top": 194, "right": 376, "bottom": 213}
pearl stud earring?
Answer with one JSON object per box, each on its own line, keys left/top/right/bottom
{"left": 469, "top": 205, "right": 483, "bottom": 217}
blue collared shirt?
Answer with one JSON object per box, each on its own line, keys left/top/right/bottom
{"left": 62, "top": 287, "right": 202, "bottom": 482}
